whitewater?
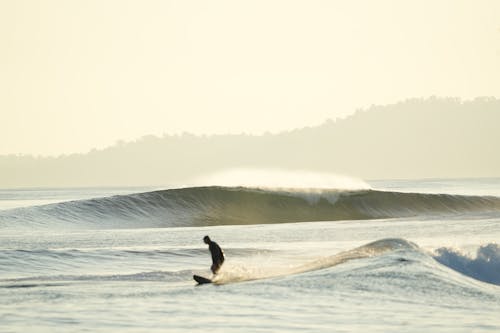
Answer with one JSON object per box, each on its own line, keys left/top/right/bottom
{"left": 1, "top": 177, "right": 500, "bottom": 332}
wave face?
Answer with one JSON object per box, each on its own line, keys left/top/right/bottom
{"left": 1, "top": 186, "right": 500, "bottom": 229}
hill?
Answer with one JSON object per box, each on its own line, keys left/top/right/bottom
{"left": 1, "top": 97, "right": 499, "bottom": 187}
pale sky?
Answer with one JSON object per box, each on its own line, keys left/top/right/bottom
{"left": 1, "top": 0, "right": 499, "bottom": 155}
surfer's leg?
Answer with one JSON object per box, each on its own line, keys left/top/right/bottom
{"left": 211, "top": 263, "right": 220, "bottom": 274}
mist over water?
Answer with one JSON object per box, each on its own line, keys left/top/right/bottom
{"left": 192, "top": 168, "right": 371, "bottom": 190}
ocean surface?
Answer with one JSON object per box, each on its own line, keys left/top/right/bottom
{"left": 1, "top": 178, "right": 500, "bottom": 332}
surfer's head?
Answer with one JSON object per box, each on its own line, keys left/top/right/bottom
{"left": 203, "top": 235, "right": 210, "bottom": 244}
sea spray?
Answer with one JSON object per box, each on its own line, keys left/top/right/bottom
{"left": 433, "top": 243, "right": 500, "bottom": 285}
{"left": 191, "top": 168, "right": 371, "bottom": 190}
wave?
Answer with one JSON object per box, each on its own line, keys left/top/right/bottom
{"left": 212, "top": 238, "right": 418, "bottom": 284}
{"left": 1, "top": 186, "right": 500, "bottom": 229}
{"left": 2, "top": 238, "right": 499, "bottom": 290}
{"left": 0, "top": 238, "right": 420, "bottom": 286}
{"left": 218, "top": 238, "right": 500, "bottom": 289}
{"left": 433, "top": 243, "right": 500, "bottom": 286}
{"left": 164, "top": 240, "right": 500, "bottom": 290}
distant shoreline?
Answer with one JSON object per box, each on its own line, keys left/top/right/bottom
{"left": 2, "top": 97, "right": 499, "bottom": 187}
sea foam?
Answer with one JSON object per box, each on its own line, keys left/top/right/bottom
{"left": 433, "top": 243, "right": 500, "bottom": 285}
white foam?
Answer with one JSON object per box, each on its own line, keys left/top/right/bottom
{"left": 433, "top": 243, "right": 500, "bottom": 285}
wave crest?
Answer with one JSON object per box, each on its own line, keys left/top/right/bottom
{"left": 1, "top": 186, "right": 500, "bottom": 229}
{"left": 433, "top": 243, "right": 500, "bottom": 285}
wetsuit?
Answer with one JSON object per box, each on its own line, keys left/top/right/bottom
{"left": 208, "top": 240, "right": 225, "bottom": 274}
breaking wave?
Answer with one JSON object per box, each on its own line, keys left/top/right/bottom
{"left": 1, "top": 186, "right": 500, "bottom": 229}
{"left": 433, "top": 243, "right": 500, "bottom": 286}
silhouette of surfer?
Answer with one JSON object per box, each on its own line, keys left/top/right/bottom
{"left": 203, "top": 236, "right": 225, "bottom": 274}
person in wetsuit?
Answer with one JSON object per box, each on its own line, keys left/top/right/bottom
{"left": 203, "top": 235, "right": 225, "bottom": 274}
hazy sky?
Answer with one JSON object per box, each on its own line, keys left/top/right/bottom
{"left": 1, "top": 0, "right": 499, "bottom": 155}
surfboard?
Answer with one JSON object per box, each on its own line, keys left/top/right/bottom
{"left": 193, "top": 274, "right": 212, "bottom": 285}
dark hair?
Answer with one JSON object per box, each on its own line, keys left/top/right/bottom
{"left": 203, "top": 235, "right": 210, "bottom": 242}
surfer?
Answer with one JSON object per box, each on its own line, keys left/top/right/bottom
{"left": 203, "top": 235, "right": 225, "bottom": 274}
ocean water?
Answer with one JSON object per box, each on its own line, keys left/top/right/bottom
{"left": 1, "top": 178, "right": 500, "bottom": 332}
